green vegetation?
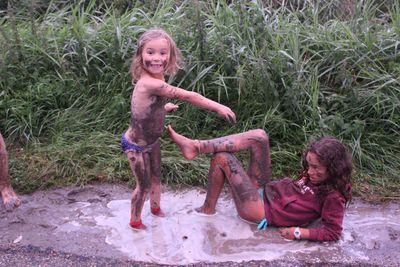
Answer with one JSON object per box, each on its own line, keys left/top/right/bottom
{"left": 1, "top": 0, "right": 399, "bottom": 200}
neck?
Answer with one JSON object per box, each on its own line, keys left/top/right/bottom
{"left": 142, "top": 70, "right": 165, "bottom": 81}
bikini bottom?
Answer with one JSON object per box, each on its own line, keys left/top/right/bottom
{"left": 121, "top": 132, "right": 157, "bottom": 153}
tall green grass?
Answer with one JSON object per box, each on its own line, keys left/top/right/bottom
{"left": 0, "top": 0, "right": 399, "bottom": 198}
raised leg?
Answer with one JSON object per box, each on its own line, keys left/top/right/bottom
{"left": 197, "top": 152, "right": 265, "bottom": 222}
{"left": 126, "top": 151, "right": 151, "bottom": 229}
{"left": 0, "top": 132, "right": 21, "bottom": 211}
{"left": 168, "top": 125, "right": 271, "bottom": 186}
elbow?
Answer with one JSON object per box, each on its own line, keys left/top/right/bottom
{"left": 323, "top": 228, "right": 342, "bottom": 241}
{"left": 327, "top": 232, "right": 341, "bottom": 241}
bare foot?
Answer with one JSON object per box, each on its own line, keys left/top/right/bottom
{"left": 195, "top": 206, "right": 216, "bottom": 215}
{"left": 1, "top": 185, "right": 21, "bottom": 211}
{"left": 167, "top": 125, "right": 199, "bottom": 160}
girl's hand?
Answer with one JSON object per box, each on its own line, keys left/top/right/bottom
{"left": 165, "top": 103, "right": 179, "bottom": 112}
{"left": 217, "top": 106, "right": 236, "bottom": 123}
{"left": 279, "top": 227, "right": 296, "bottom": 240}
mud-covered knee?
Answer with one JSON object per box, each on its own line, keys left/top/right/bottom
{"left": 252, "top": 129, "right": 268, "bottom": 142}
{"left": 132, "top": 186, "right": 150, "bottom": 198}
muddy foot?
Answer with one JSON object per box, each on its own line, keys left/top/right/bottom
{"left": 194, "top": 206, "right": 216, "bottom": 216}
{"left": 167, "top": 125, "right": 199, "bottom": 160}
{"left": 1, "top": 185, "right": 21, "bottom": 211}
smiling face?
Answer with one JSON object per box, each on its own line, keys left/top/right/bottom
{"left": 141, "top": 37, "right": 170, "bottom": 79}
{"left": 306, "top": 152, "right": 328, "bottom": 185}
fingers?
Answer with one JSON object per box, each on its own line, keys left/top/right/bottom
{"left": 227, "top": 113, "right": 236, "bottom": 124}
{"left": 223, "top": 108, "right": 236, "bottom": 123}
{"left": 166, "top": 125, "right": 173, "bottom": 133}
{"left": 164, "top": 103, "right": 179, "bottom": 112}
{"left": 279, "top": 228, "right": 292, "bottom": 239}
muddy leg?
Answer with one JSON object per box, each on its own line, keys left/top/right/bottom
{"left": 0, "top": 133, "right": 21, "bottom": 211}
{"left": 127, "top": 151, "right": 151, "bottom": 229}
{"left": 149, "top": 142, "right": 165, "bottom": 217}
{"left": 199, "top": 152, "right": 264, "bottom": 222}
{"left": 168, "top": 126, "right": 271, "bottom": 186}
{"left": 196, "top": 154, "right": 226, "bottom": 215}
{"left": 246, "top": 130, "right": 272, "bottom": 187}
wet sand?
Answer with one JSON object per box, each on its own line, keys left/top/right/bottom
{"left": 0, "top": 183, "right": 399, "bottom": 266}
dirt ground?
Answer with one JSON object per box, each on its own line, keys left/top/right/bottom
{"left": 0, "top": 183, "right": 399, "bottom": 266}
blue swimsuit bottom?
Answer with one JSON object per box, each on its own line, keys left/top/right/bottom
{"left": 121, "top": 132, "right": 156, "bottom": 153}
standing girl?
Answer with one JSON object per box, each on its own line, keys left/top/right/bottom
{"left": 122, "top": 28, "right": 236, "bottom": 230}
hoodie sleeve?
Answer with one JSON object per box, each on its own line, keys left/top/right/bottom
{"left": 308, "top": 191, "right": 346, "bottom": 241}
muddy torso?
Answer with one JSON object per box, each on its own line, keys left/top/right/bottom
{"left": 128, "top": 82, "right": 167, "bottom": 146}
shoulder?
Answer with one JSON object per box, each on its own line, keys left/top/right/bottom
{"left": 326, "top": 188, "right": 345, "bottom": 200}
{"left": 137, "top": 77, "right": 165, "bottom": 88}
{"left": 135, "top": 77, "right": 167, "bottom": 93}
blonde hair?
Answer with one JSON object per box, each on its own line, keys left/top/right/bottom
{"left": 130, "top": 28, "right": 183, "bottom": 81}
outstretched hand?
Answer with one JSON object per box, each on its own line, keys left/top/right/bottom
{"left": 165, "top": 103, "right": 179, "bottom": 112}
{"left": 217, "top": 106, "right": 236, "bottom": 123}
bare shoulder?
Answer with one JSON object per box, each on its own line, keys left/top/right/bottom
{"left": 135, "top": 76, "right": 190, "bottom": 99}
{"left": 136, "top": 77, "right": 166, "bottom": 94}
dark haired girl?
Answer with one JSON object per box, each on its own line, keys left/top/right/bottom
{"left": 167, "top": 125, "right": 352, "bottom": 241}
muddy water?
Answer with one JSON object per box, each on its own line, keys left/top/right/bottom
{"left": 0, "top": 183, "right": 399, "bottom": 266}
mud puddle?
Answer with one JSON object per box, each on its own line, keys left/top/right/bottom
{"left": 0, "top": 183, "right": 399, "bottom": 266}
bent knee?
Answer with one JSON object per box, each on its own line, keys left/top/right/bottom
{"left": 250, "top": 129, "right": 269, "bottom": 143}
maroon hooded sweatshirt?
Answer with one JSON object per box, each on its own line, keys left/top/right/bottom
{"left": 263, "top": 177, "right": 346, "bottom": 241}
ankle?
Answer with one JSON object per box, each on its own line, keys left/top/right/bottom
{"left": 196, "top": 206, "right": 215, "bottom": 215}
{"left": 195, "top": 140, "right": 201, "bottom": 154}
